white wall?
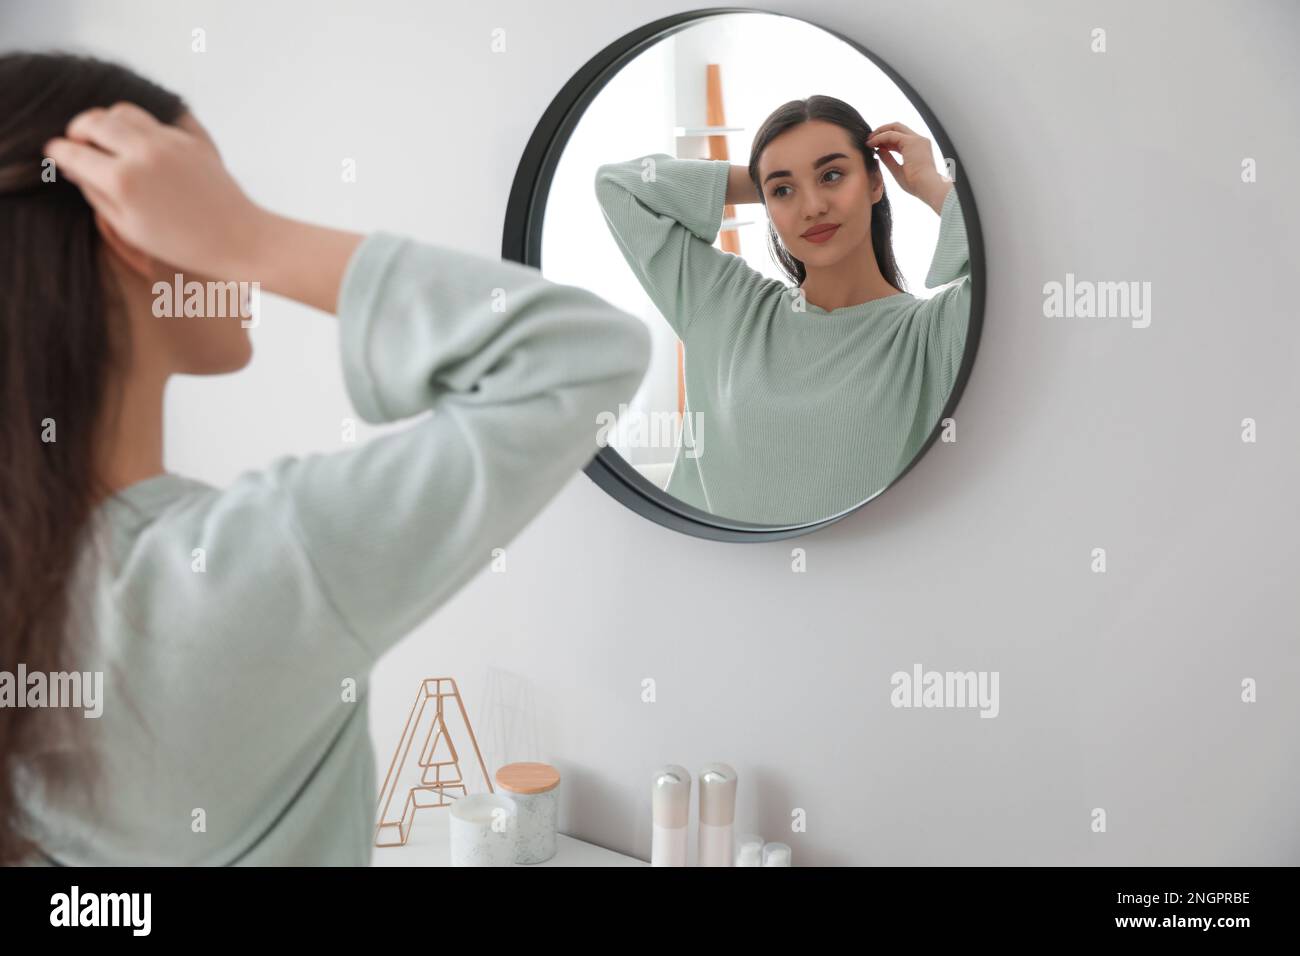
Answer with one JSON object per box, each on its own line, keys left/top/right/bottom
{"left": 6, "top": 0, "right": 1298, "bottom": 865}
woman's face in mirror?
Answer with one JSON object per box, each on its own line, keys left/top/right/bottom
{"left": 758, "top": 119, "right": 884, "bottom": 273}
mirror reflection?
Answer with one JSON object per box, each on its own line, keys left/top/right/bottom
{"left": 542, "top": 12, "right": 973, "bottom": 527}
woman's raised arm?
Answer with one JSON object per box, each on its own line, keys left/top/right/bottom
{"left": 594, "top": 153, "right": 757, "bottom": 338}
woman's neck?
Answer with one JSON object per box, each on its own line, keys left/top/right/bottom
{"left": 799, "top": 240, "right": 900, "bottom": 312}
{"left": 93, "top": 363, "right": 168, "bottom": 500}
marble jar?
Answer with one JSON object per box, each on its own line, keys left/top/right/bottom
{"left": 448, "top": 793, "right": 518, "bottom": 866}
{"left": 494, "top": 762, "right": 561, "bottom": 864}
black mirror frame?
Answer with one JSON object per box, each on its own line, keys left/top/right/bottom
{"left": 502, "top": 6, "right": 985, "bottom": 543}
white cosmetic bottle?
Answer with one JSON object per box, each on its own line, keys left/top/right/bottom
{"left": 697, "top": 762, "right": 737, "bottom": 866}
{"left": 650, "top": 764, "right": 691, "bottom": 866}
{"left": 735, "top": 833, "right": 764, "bottom": 867}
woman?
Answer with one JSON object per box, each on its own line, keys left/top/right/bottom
{"left": 594, "top": 95, "right": 972, "bottom": 526}
{"left": 0, "top": 51, "right": 651, "bottom": 865}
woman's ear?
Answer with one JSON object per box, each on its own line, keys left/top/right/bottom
{"left": 94, "top": 210, "right": 154, "bottom": 278}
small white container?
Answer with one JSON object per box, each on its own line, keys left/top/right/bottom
{"left": 494, "top": 762, "right": 561, "bottom": 864}
{"left": 448, "top": 793, "right": 518, "bottom": 866}
{"left": 735, "top": 832, "right": 764, "bottom": 867}
{"left": 762, "top": 842, "right": 792, "bottom": 867}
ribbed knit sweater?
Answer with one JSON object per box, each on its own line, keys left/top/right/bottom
{"left": 15, "top": 233, "right": 651, "bottom": 865}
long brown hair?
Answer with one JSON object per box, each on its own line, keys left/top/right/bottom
{"left": 0, "top": 50, "right": 187, "bottom": 865}
{"left": 747, "top": 94, "right": 906, "bottom": 292}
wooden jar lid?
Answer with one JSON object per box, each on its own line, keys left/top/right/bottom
{"left": 495, "top": 762, "right": 560, "bottom": 794}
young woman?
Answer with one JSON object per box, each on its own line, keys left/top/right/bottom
{"left": 594, "top": 95, "right": 972, "bottom": 527}
{"left": 0, "top": 51, "right": 651, "bottom": 865}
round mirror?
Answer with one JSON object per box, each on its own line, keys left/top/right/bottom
{"left": 503, "top": 8, "right": 984, "bottom": 541}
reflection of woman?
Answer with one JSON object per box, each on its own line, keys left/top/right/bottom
{"left": 0, "top": 53, "right": 650, "bottom": 865}
{"left": 595, "top": 96, "right": 971, "bottom": 526}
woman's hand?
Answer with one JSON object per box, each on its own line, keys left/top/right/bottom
{"left": 866, "top": 122, "right": 953, "bottom": 215}
{"left": 43, "top": 102, "right": 267, "bottom": 280}
{"left": 43, "top": 102, "right": 364, "bottom": 313}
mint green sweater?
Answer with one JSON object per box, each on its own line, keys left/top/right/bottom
{"left": 594, "top": 154, "right": 972, "bottom": 525}
{"left": 16, "top": 234, "right": 651, "bottom": 865}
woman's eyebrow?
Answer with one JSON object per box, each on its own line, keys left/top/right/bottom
{"left": 762, "top": 152, "right": 848, "bottom": 184}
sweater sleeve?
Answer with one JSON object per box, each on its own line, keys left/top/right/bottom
{"left": 919, "top": 186, "right": 973, "bottom": 398}
{"left": 594, "top": 153, "right": 742, "bottom": 338}
{"left": 229, "top": 233, "right": 652, "bottom": 662}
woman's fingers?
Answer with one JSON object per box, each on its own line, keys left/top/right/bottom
{"left": 866, "top": 122, "right": 942, "bottom": 202}
{"left": 867, "top": 129, "right": 906, "bottom": 148}
{"left": 868, "top": 122, "right": 928, "bottom": 157}
{"left": 63, "top": 105, "right": 152, "bottom": 158}
{"left": 867, "top": 130, "right": 907, "bottom": 159}
{"left": 44, "top": 102, "right": 171, "bottom": 199}
{"left": 43, "top": 136, "right": 118, "bottom": 197}
{"left": 871, "top": 121, "right": 917, "bottom": 138}
{"left": 101, "top": 100, "right": 163, "bottom": 132}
